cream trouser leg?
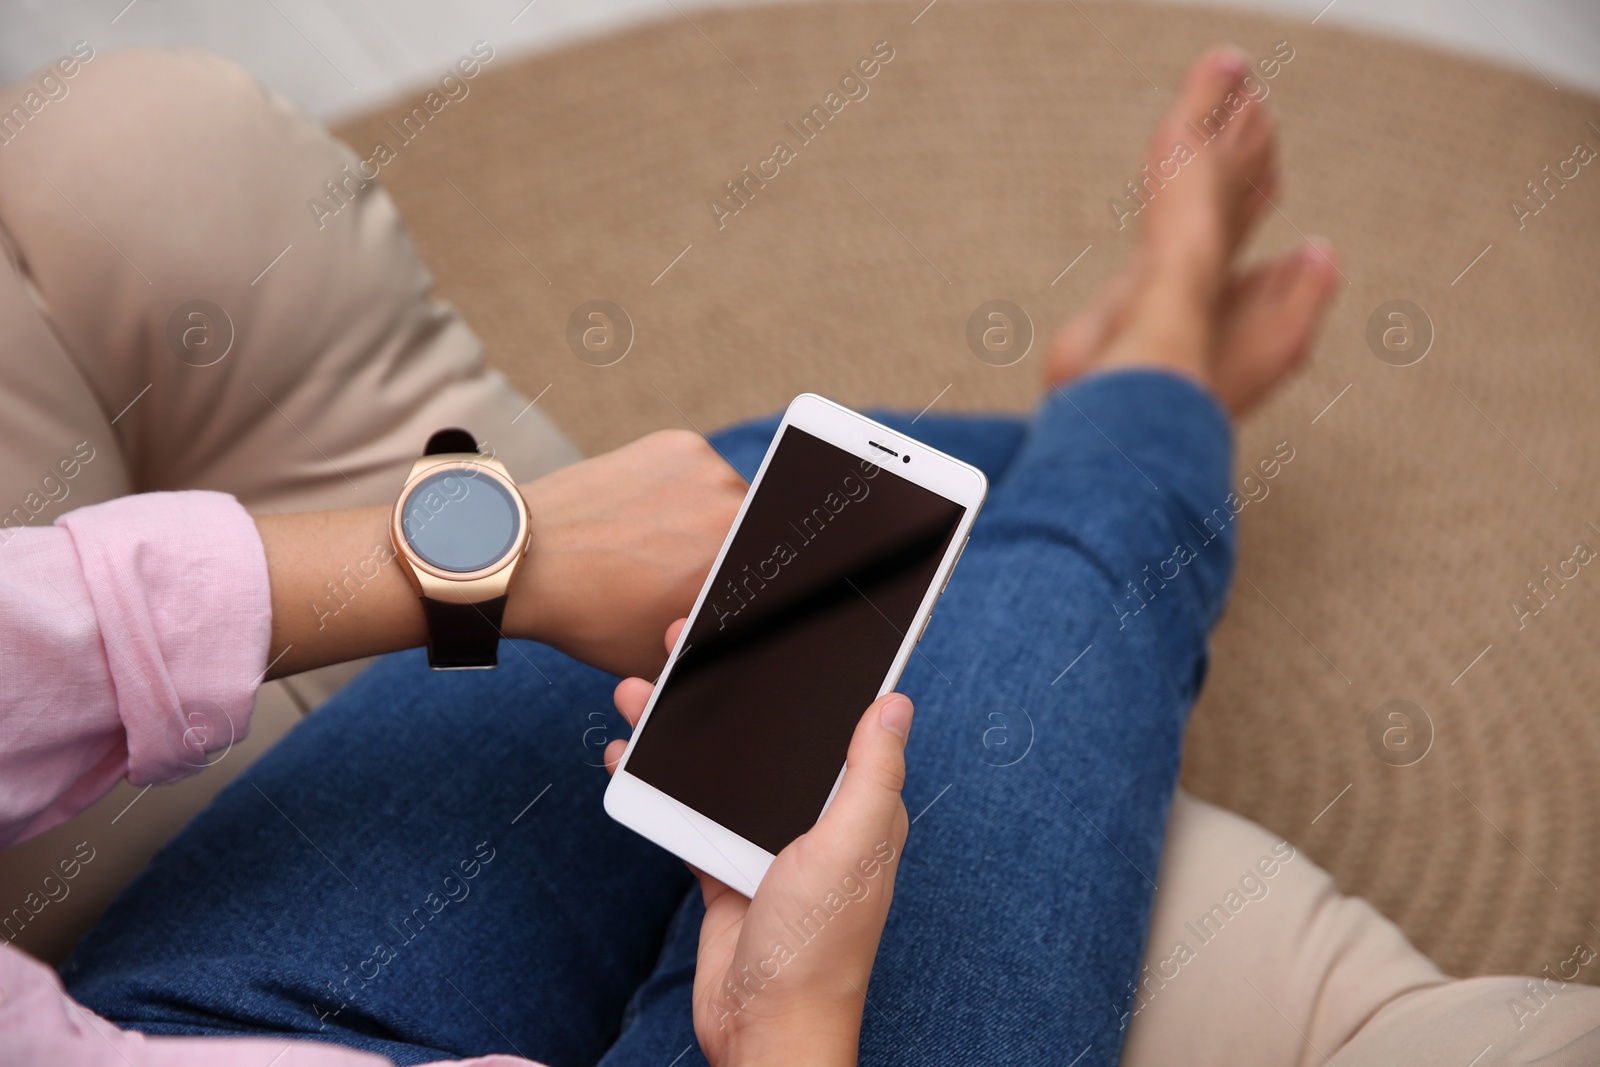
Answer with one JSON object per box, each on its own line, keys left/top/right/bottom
{"left": 0, "top": 47, "right": 1593, "bottom": 1062}
{"left": 1123, "top": 794, "right": 1599, "bottom": 1065}
{"left": 0, "top": 46, "right": 576, "bottom": 963}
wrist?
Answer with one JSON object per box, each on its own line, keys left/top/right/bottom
{"left": 716, "top": 995, "right": 863, "bottom": 1067}
{"left": 722, "top": 1022, "right": 859, "bottom": 1067}
{"left": 502, "top": 477, "right": 571, "bottom": 646}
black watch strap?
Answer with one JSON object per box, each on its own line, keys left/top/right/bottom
{"left": 425, "top": 427, "right": 478, "bottom": 456}
{"left": 420, "top": 594, "right": 507, "bottom": 670}
{"left": 418, "top": 427, "right": 500, "bottom": 669}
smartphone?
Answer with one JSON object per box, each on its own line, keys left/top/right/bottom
{"left": 604, "top": 393, "right": 987, "bottom": 896}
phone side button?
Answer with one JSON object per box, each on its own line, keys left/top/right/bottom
{"left": 941, "top": 537, "right": 969, "bottom": 593}
{"left": 916, "top": 610, "right": 934, "bottom": 643}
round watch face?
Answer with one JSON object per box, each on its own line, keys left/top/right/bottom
{"left": 398, "top": 467, "right": 523, "bottom": 574}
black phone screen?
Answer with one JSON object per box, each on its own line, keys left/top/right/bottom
{"left": 624, "top": 425, "right": 966, "bottom": 855}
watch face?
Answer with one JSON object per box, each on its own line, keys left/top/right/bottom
{"left": 399, "top": 468, "right": 523, "bottom": 574}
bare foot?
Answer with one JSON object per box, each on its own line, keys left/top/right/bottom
{"left": 1044, "top": 47, "right": 1338, "bottom": 416}
{"left": 1209, "top": 238, "right": 1339, "bottom": 414}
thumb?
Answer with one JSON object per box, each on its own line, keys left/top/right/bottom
{"left": 815, "top": 693, "right": 913, "bottom": 851}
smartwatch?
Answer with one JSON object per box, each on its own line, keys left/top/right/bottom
{"left": 391, "top": 428, "right": 531, "bottom": 670}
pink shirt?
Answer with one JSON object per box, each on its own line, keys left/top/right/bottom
{"left": 0, "top": 491, "right": 541, "bottom": 1067}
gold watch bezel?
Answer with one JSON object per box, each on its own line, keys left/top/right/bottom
{"left": 390, "top": 454, "right": 531, "bottom": 603}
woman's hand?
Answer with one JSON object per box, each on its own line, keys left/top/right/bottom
{"left": 607, "top": 620, "right": 913, "bottom": 1067}
{"left": 511, "top": 430, "right": 745, "bottom": 678}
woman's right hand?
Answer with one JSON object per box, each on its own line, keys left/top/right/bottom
{"left": 607, "top": 619, "right": 913, "bottom": 1067}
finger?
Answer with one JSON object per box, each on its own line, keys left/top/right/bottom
{"left": 814, "top": 693, "right": 914, "bottom": 855}
{"left": 683, "top": 859, "right": 732, "bottom": 908}
{"left": 694, "top": 865, "right": 741, "bottom": 913}
{"left": 603, "top": 737, "right": 627, "bottom": 775}
{"left": 613, "top": 676, "right": 653, "bottom": 727}
{"left": 664, "top": 617, "right": 688, "bottom": 654}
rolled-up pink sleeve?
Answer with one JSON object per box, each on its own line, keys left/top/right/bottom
{"left": 0, "top": 497, "right": 556, "bottom": 1065}
{"left": 0, "top": 490, "right": 271, "bottom": 847}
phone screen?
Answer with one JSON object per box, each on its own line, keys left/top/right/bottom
{"left": 624, "top": 425, "right": 966, "bottom": 855}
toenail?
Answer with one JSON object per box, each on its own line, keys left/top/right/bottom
{"left": 1301, "top": 239, "right": 1338, "bottom": 277}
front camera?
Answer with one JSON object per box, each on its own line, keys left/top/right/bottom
{"left": 902, "top": 454, "right": 911, "bottom": 463}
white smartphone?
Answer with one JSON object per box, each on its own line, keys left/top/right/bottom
{"left": 604, "top": 393, "right": 988, "bottom": 896}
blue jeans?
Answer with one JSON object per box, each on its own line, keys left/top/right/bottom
{"left": 64, "top": 371, "right": 1234, "bottom": 1067}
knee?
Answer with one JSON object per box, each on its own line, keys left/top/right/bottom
{"left": 52, "top": 45, "right": 265, "bottom": 135}
{"left": 7, "top": 43, "right": 262, "bottom": 140}
{"left": 0, "top": 47, "right": 312, "bottom": 215}
{"left": 0, "top": 44, "right": 374, "bottom": 291}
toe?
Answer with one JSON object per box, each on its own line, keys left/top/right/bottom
{"left": 1155, "top": 46, "right": 1251, "bottom": 150}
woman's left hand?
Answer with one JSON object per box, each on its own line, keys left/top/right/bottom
{"left": 510, "top": 430, "right": 746, "bottom": 678}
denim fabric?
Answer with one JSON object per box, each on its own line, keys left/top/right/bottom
{"left": 65, "top": 370, "right": 1234, "bottom": 1067}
